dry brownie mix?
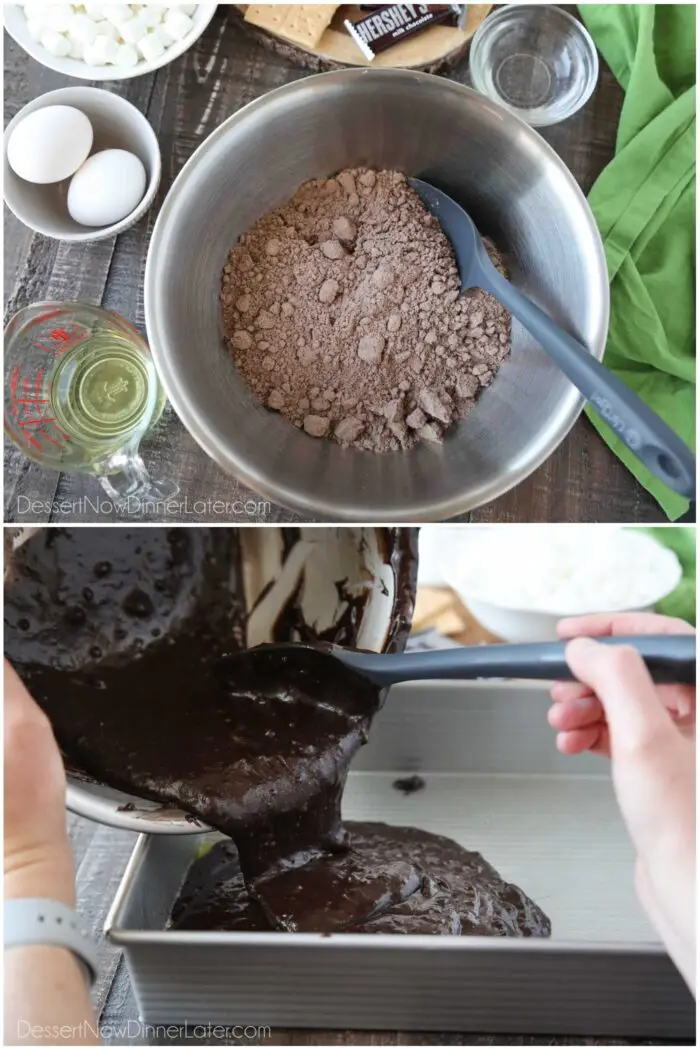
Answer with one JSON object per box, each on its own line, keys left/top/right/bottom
{"left": 220, "top": 168, "right": 511, "bottom": 452}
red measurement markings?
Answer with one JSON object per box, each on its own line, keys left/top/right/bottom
{"left": 9, "top": 366, "right": 70, "bottom": 452}
{"left": 33, "top": 325, "right": 82, "bottom": 356}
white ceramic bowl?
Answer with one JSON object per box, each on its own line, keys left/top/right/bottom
{"left": 4, "top": 86, "right": 161, "bottom": 241}
{"left": 444, "top": 527, "right": 683, "bottom": 642}
{"left": 4, "top": 3, "right": 217, "bottom": 81}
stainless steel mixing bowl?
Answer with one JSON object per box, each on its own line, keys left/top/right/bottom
{"left": 145, "top": 69, "right": 608, "bottom": 521}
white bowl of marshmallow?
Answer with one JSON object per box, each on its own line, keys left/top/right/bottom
{"left": 4, "top": 2, "right": 217, "bottom": 79}
{"left": 442, "top": 526, "right": 683, "bottom": 642}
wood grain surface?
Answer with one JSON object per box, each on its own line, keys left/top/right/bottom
{"left": 3, "top": 6, "right": 665, "bottom": 524}
{"left": 230, "top": 4, "right": 493, "bottom": 75}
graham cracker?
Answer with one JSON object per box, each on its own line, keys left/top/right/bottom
{"left": 244, "top": 4, "right": 340, "bottom": 48}
{"left": 413, "top": 587, "right": 501, "bottom": 644}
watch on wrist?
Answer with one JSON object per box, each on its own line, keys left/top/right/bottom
{"left": 4, "top": 898, "right": 99, "bottom": 986}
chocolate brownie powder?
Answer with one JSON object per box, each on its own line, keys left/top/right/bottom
{"left": 221, "top": 168, "right": 511, "bottom": 451}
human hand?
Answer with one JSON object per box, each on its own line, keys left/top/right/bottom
{"left": 548, "top": 614, "right": 696, "bottom": 992}
{"left": 548, "top": 613, "right": 695, "bottom": 756}
{"left": 4, "top": 660, "right": 75, "bottom": 906}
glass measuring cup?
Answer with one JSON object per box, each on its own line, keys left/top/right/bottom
{"left": 4, "top": 302, "right": 177, "bottom": 503}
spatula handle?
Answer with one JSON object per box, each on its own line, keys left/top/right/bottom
{"left": 339, "top": 635, "right": 696, "bottom": 687}
{"left": 484, "top": 266, "right": 696, "bottom": 500}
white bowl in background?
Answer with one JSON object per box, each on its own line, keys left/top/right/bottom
{"left": 418, "top": 526, "right": 492, "bottom": 587}
{"left": 4, "top": 3, "right": 217, "bottom": 81}
{"left": 442, "top": 526, "right": 683, "bottom": 642}
{"left": 4, "top": 86, "right": 161, "bottom": 241}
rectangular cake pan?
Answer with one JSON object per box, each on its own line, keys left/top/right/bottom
{"left": 105, "top": 681, "right": 694, "bottom": 1039}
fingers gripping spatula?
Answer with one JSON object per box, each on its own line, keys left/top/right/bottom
{"left": 409, "top": 178, "right": 696, "bottom": 502}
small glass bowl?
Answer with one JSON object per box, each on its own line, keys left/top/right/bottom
{"left": 469, "top": 5, "right": 599, "bottom": 127}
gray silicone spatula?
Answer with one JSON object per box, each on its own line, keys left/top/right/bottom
{"left": 409, "top": 177, "right": 696, "bottom": 501}
{"left": 219, "top": 635, "right": 696, "bottom": 689}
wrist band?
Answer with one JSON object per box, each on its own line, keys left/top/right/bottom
{"left": 4, "top": 898, "right": 99, "bottom": 986}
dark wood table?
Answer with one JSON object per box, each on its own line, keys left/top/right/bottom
{"left": 3, "top": 7, "right": 665, "bottom": 524}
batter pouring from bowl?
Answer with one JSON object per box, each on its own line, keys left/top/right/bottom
{"left": 3, "top": 527, "right": 547, "bottom": 937}
{"left": 3, "top": 529, "right": 695, "bottom": 1042}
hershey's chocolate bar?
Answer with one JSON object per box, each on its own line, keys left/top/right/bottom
{"left": 346, "top": 4, "right": 467, "bottom": 60}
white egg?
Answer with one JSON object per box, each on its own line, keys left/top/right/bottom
{"left": 67, "top": 149, "right": 147, "bottom": 227}
{"left": 7, "top": 105, "right": 93, "bottom": 184}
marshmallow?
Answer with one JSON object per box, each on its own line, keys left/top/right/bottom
{"left": 25, "top": 17, "right": 44, "bottom": 41}
{"left": 44, "top": 4, "right": 74, "bottom": 32}
{"left": 68, "top": 13, "right": 99, "bottom": 45}
{"left": 24, "top": 1, "right": 46, "bottom": 21}
{"left": 93, "top": 34, "right": 120, "bottom": 63}
{"left": 20, "top": 0, "right": 194, "bottom": 69}
{"left": 83, "top": 38, "right": 107, "bottom": 64}
{"left": 162, "top": 9, "right": 192, "bottom": 40}
{"left": 114, "top": 42, "right": 139, "bottom": 66}
{"left": 141, "top": 5, "right": 168, "bottom": 28}
{"left": 94, "top": 20, "right": 119, "bottom": 40}
{"left": 137, "top": 31, "right": 165, "bottom": 62}
{"left": 150, "top": 24, "right": 173, "bottom": 47}
{"left": 119, "top": 14, "right": 148, "bottom": 44}
{"left": 103, "top": 4, "right": 134, "bottom": 26}
{"left": 40, "top": 28, "right": 71, "bottom": 56}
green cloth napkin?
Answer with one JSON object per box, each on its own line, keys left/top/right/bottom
{"left": 579, "top": 5, "right": 695, "bottom": 520}
{"left": 639, "top": 526, "right": 696, "bottom": 624}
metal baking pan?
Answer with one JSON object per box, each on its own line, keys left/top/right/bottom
{"left": 106, "top": 681, "right": 694, "bottom": 1038}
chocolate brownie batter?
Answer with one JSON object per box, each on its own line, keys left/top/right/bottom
{"left": 4, "top": 527, "right": 549, "bottom": 938}
{"left": 170, "top": 824, "right": 550, "bottom": 937}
